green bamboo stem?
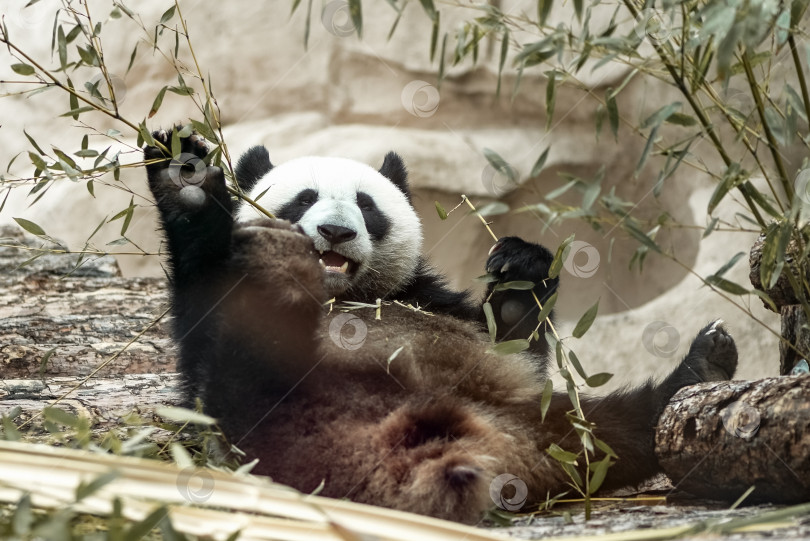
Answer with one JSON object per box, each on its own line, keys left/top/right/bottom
{"left": 788, "top": 34, "right": 810, "bottom": 130}
{"left": 620, "top": 0, "right": 767, "bottom": 227}
{"left": 740, "top": 51, "right": 793, "bottom": 199}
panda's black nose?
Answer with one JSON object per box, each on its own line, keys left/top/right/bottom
{"left": 317, "top": 224, "right": 357, "bottom": 244}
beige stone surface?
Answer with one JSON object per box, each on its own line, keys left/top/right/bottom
{"left": 0, "top": 0, "right": 780, "bottom": 383}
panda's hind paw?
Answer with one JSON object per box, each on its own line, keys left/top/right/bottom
{"left": 680, "top": 321, "right": 738, "bottom": 384}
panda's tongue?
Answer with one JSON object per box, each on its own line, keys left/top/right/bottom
{"left": 319, "top": 251, "right": 350, "bottom": 274}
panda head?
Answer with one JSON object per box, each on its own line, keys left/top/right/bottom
{"left": 234, "top": 147, "right": 423, "bottom": 300}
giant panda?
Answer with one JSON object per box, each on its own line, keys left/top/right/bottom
{"left": 144, "top": 129, "right": 738, "bottom": 523}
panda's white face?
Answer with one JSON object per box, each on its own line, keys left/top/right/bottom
{"left": 234, "top": 156, "right": 423, "bottom": 299}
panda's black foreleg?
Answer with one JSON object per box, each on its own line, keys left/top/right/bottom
{"left": 144, "top": 129, "right": 234, "bottom": 283}
{"left": 484, "top": 237, "right": 559, "bottom": 364}
{"left": 540, "top": 322, "right": 737, "bottom": 491}
{"left": 144, "top": 129, "right": 236, "bottom": 398}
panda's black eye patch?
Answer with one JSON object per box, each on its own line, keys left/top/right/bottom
{"left": 296, "top": 188, "right": 318, "bottom": 206}
{"left": 276, "top": 188, "right": 318, "bottom": 223}
{"left": 356, "top": 192, "right": 377, "bottom": 212}
{"left": 357, "top": 191, "right": 390, "bottom": 241}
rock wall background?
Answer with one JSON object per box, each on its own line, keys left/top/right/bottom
{"left": 0, "top": 0, "right": 780, "bottom": 387}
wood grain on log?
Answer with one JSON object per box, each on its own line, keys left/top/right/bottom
{"left": 0, "top": 374, "right": 181, "bottom": 428}
{"left": 1, "top": 225, "right": 175, "bottom": 378}
{"left": 656, "top": 377, "right": 810, "bottom": 503}
{"left": 748, "top": 233, "right": 799, "bottom": 311}
{"left": 780, "top": 305, "right": 810, "bottom": 376}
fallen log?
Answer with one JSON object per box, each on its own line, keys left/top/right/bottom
{"left": 0, "top": 225, "right": 175, "bottom": 378}
{"left": 0, "top": 374, "right": 181, "bottom": 426}
{"left": 655, "top": 377, "right": 810, "bottom": 503}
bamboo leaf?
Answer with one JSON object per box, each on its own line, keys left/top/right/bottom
{"left": 148, "top": 86, "right": 168, "bottom": 119}
{"left": 11, "top": 63, "right": 35, "bottom": 76}
{"left": 540, "top": 379, "right": 553, "bottom": 422}
{"left": 483, "top": 302, "right": 496, "bottom": 343}
{"left": 419, "top": 0, "right": 437, "bottom": 21}
{"left": 348, "top": 0, "right": 362, "bottom": 38}
{"left": 530, "top": 147, "right": 550, "bottom": 177}
{"left": 572, "top": 300, "right": 599, "bottom": 338}
{"left": 493, "top": 280, "right": 535, "bottom": 291}
{"left": 160, "top": 6, "right": 175, "bottom": 23}
{"left": 537, "top": 291, "right": 557, "bottom": 323}
{"left": 491, "top": 339, "right": 530, "bottom": 355}
{"left": 13, "top": 217, "right": 46, "bottom": 236}
{"left": 547, "top": 443, "right": 578, "bottom": 464}
{"left": 124, "top": 505, "right": 169, "bottom": 541}
{"left": 567, "top": 350, "right": 587, "bottom": 379}
{"left": 483, "top": 147, "right": 517, "bottom": 184}
{"left": 434, "top": 200, "right": 447, "bottom": 220}
{"left": 585, "top": 372, "right": 613, "bottom": 387}
{"left": 43, "top": 407, "right": 79, "bottom": 427}
{"left": 666, "top": 112, "right": 698, "bottom": 126}
{"left": 476, "top": 202, "right": 509, "bottom": 217}
{"left": 624, "top": 222, "right": 662, "bottom": 253}
{"left": 545, "top": 71, "right": 556, "bottom": 131}
{"left": 641, "top": 102, "right": 681, "bottom": 129}
{"left": 706, "top": 276, "right": 749, "bottom": 295}
{"left": 713, "top": 251, "right": 746, "bottom": 279}
{"left": 76, "top": 471, "right": 120, "bottom": 502}
{"left": 496, "top": 29, "right": 509, "bottom": 98}
{"left": 606, "top": 88, "right": 619, "bottom": 139}
{"left": 155, "top": 407, "right": 216, "bottom": 426}
{"left": 588, "top": 456, "right": 612, "bottom": 493}
{"left": 549, "top": 234, "right": 574, "bottom": 279}
{"left": 537, "top": 0, "right": 553, "bottom": 25}
{"left": 24, "top": 130, "right": 46, "bottom": 156}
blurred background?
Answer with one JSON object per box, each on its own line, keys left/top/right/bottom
{"left": 0, "top": 0, "right": 782, "bottom": 387}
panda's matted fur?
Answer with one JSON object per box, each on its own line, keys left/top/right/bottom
{"left": 144, "top": 130, "right": 738, "bottom": 523}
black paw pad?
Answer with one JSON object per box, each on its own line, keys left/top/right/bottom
{"left": 682, "top": 320, "right": 738, "bottom": 383}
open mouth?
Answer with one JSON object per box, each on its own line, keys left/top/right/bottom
{"left": 317, "top": 250, "right": 358, "bottom": 275}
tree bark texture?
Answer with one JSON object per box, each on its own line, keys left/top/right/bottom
{"left": 780, "top": 305, "right": 810, "bottom": 376}
{"left": 748, "top": 232, "right": 810, "bottom": 311}
{"left": 1, "top": 226, "right": 175, "bottom": 378}
{"left": 656, "top": 377, "right": 810, "bottom": 503}
{"left": 749, "top": 233, "right": 809, "bottom": 375}
{"left": 0, "top": 374, "right": 181, "bottom": 428}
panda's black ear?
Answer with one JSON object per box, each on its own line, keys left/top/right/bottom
{"left": 379, "top": 151, "right": 410, "bottom": 200}
{"left": 235, "top": 145, "right": 274, "bottom": 193}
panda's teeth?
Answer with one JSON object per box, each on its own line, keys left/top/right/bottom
{"left": 319, "top": 259, "right": 326, "bottom": 267}
{"left": 339, "top": 261, "right": 349, "bottom": 273}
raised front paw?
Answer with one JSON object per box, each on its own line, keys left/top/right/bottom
{"left": 144, "top": 128, "right": 225, "bottom": 209}
{"left": 230, "top": 219, "right": 326, "bottom": 305}
{"left": 677, "top": 321, "right": 738, "bottom": 384}
{"left": 486, "top": 237, "right": 558, "bottom": 296}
